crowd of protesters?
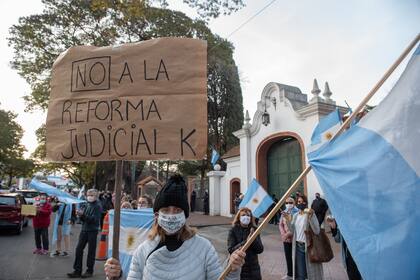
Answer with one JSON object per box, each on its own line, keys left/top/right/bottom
{"left": 24, "top": 175, "right": 363, "bottom": 280}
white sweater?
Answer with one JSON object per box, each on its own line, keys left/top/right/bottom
{"left": 127, "top": 234, "right": 239, "bottom": 280}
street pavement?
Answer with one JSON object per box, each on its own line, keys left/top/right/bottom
{"left": 0, "top": 213, "right": 347, "bottom": 280}
{"left": 0, "top": 220, "right": 105, "bottom": 280}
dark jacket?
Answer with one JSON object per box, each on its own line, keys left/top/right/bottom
{"left": 228, "top": 224, "right": 264, "bottom": 280}
{"left": 80, "top": 200, "right": 102, "bottom": 232}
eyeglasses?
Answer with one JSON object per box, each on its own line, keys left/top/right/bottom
{"left": 285, "top": 202, "right": 293, "bottom": 204}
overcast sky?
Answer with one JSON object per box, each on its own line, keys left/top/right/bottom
{"left": 0, "top": 0, "right": 419, "bottom": 157}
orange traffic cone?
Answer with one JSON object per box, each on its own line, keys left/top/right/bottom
{"left": 96, "top": 212, "right": 109, "bottom": 261}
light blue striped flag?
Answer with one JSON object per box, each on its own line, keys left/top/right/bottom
{"left": 211, "top": 149, "right": 220, "bottom": 167}
{"left": 309, "top": 108, "right": 342, "bottom": 152}
{"left": 239, "top": 179, "right": 274, "bottom": 218}
{"left": 308, "top": 44, "right": 420, "bottom": 279}
{"left": 108, "top": 209, "right": 154, "bottom": 279}
{"left": 30, "top": 179, "right": 85, "bottom": 204}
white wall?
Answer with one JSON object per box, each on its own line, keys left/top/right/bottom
{"left": 220, "top": 156, "right": 241, "bottom": 217}
{"left": 217, "top": 84, "right": 333, "bottom": 217}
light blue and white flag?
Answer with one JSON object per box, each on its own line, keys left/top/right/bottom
{"left": 308, "top": 44, "right": 420, "bottom": 280}
{"left": 52, "top": 203, "right": 72, "bottom": 246}
{"left": 77, "top": 185, "right": 85, "bottom": 200}
{"left": 239, "top": 179, "right": 274, "bottom": 218}
{"left": 108, "top": 209, "right": 154, "bottom": 279}
{"left": 30, "top": 179, "right": 85, "bottom": 204}
{"left": 308, "top": 108, "right": 341, "bottom": 152}
{"left": 211, "top": 148, "right": 220, "bottom": 167}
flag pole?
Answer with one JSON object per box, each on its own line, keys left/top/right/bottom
{"left": 218, "top": 33, "right": 420, "bottom": 280}
{"left": 111, "top": 160, "right": 123, "bottom": 280}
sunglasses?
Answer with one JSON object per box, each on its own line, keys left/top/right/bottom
{"left": 285, "top": 202, "right": 293, "bottom": 204}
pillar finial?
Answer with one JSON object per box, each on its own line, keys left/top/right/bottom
{"left": 323, "top": 82, "right": 332, "bottom": 101}
{"left": 311, "top": 78, "right": 321, "bottom": 96}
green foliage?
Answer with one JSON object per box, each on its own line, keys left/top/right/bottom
{"left": 9, "top": 0, "right": 244, "bottom": 182}
{"left": 0, "top": 108, "right": 25, "bottom": 162}
{"left": 0, "top": 106, "right": 34, "bottom": 184}
{"left": 179, "top": 0, "right": 245, "bottom": 20}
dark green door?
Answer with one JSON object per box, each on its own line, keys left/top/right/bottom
{"left": 267, "top": 137, "right": 304, "bottom": 199}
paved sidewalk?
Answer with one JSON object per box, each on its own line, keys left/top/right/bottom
{"left": 187, "top": 212, "right": 233, "bottom": 227}
{"left": 197, "top": 213, "right": 348, "bottom": 280}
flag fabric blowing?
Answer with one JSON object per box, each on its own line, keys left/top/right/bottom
{"left": 108, "top": 209, "right": 154, "bottom": 279}
{"left": 239, "top": 179, "right": 274, "bottom": 218}
{"left": 30, "top": 179, "right": 85, "bottom": 204}
{"left": 307, "top": 44, "right": 420, "bottom": 280}
{"left": 309, "top": 108, "right": 341, "bottom": 152}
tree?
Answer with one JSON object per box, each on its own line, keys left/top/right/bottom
{"left": 0, "top": 108, "right": 25, "bottom": 165}
{"left": 0, "top": 107, "right": 30, "bottom": 184}
{"left": 2, "top": 158, "right": 35, "bottom": 187}
{"left": 9, "top": 0, "right": 244, "bottom": 186}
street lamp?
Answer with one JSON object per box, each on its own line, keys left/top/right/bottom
{"left": 262, "top": 97, "right": 270, "bottom": 126}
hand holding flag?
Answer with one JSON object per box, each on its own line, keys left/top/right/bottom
{"left": 239, "top": 179, "right": 274, "bottom": 218}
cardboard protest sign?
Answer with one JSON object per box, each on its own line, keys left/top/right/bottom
{"left": 46, "top": 38, "right": 207, "bottom": 161}
{"left": 21, "top": 204, "right": 37, "bottom": 216}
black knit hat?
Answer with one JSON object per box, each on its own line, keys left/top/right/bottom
{"left": 153, "top": 174, "right": 190, "bottom": 218}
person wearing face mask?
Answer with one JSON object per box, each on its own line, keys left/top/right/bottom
{"left": 289, "top": 195, "right": 324, "bottom": 280}
{"left": 227, "top": 207, "right": 264, "bottom": 280}
{"left": 279, "top": 197, "right": 299, "bottom": 280}
{"left": 32, "top": 193, "right": 52, "bottom": 255}
{"left": 104, "top": 174, "right": 246, "bottom": 280}
{"left": 67, "top": 189, "right": 102, "bottom": 278}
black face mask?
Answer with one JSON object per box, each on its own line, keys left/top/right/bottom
{"left": 296, "top": 203, "right": 306, "bottom": 210}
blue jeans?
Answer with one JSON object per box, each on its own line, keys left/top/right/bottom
{"left": 295, "top": 242, "right": 307, "bottom": 280}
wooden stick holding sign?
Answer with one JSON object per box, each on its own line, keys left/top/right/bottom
{"left": 111, "top": 160, "right": 123, "bottom": 261}
{"left": 218, "top": 33, "right": 420, "bottom": 280}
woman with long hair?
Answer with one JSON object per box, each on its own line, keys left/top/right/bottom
{"left": 105, "top": 175, "right": 246, "bottom": 280}
{"left": 290, "top": 195, "right": 324, "bottom": 280}
{"left": 228, "top": 207, "right": 264, "bottom": 280}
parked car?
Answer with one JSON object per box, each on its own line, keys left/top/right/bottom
{"left": 16, "top": 189, "right": 39, "bottom": 205}
{"left": 0, "top": 193, "right": 29, "bottom": 234}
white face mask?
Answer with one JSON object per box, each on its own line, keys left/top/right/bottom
{"left": 87, "top": 196, "right": 96, "bottom": 202}
{"left": 240, "top": 215, "right": 251, "bottom": 225}
{"left": 286, "top": 203, "right": 294, "bottom": 210}
{"left": 158, "top": 210, "right": 186, "bottom": 235}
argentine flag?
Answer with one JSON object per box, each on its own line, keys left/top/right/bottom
{"left": 30, "top": 179, "right": 85, "bottom": 204}
{"left": 308, "top": 108, "right": 341, "bottom": 152}
{"left": 108, "top": 209, "right": 154, "bottom": 279}
{"left": 239, "top": 179, "right": 274, "bottom": 218}
{"left": 211, "top": 149, "right": 220, "bottom": 167}
{"left": 308, "top": 44, "right": 420, "bottom": 280}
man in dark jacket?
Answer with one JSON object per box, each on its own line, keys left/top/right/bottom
{"left": 68, "top": 189, "right": 102, "bottom": 278}
{"left": 311, "top": 192, "right": 329, "bottom": 225}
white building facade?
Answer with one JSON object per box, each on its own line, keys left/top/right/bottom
{"left": 208, "top": 80, "right": 347, "bottom": 217}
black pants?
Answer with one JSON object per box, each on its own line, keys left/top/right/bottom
{"left": 283, "top": 242, "right": 293, "bottom": 277}
{"left": 34, "top": 227, "right": 49, "bottom": 250}
{"left": 73, "top": 230, "right": 98, "bottom": 273}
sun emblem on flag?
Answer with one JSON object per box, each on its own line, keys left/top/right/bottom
{"left": 325, "top": 132, "right": 333, "bottom": 140}
{"left": 127, "top": 234, "right": 136, "bottom": 249}
{"left": 252, "top": 198, "right": 259, "bottom": 204}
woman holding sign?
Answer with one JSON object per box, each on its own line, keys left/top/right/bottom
{"left": 105, "top": 175, "right": 246, "bottom": 280}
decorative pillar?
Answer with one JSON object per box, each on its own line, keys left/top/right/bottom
{"left": 234, "top": 110, "right": 252, "bottom": 192}
{"left": 207, "top": 170, "right": 225, "bottom": 216}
